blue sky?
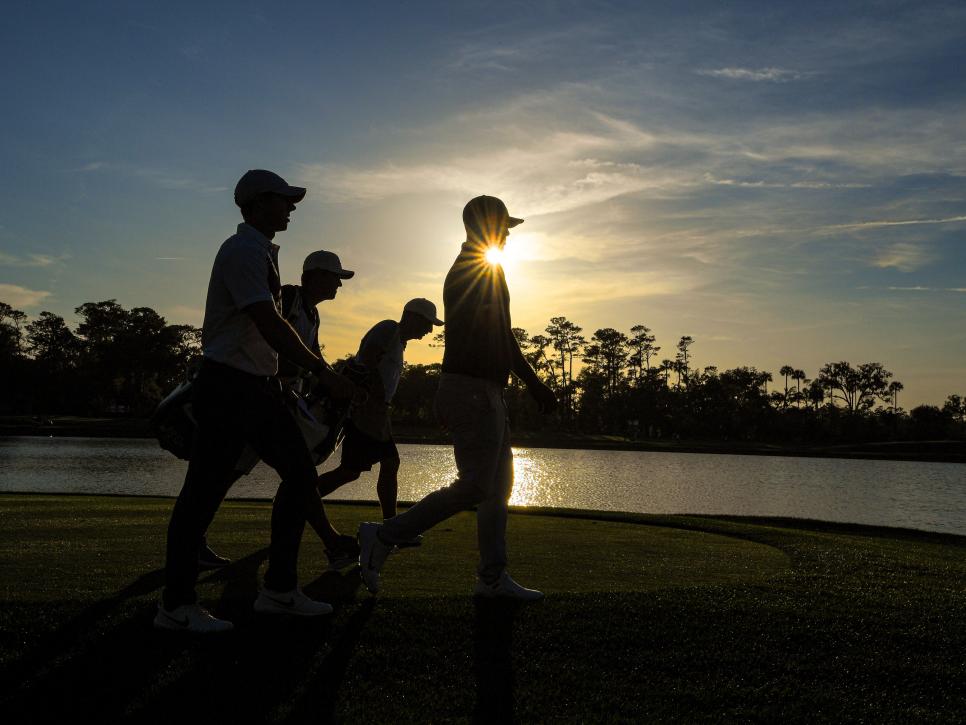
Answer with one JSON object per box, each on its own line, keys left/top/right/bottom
{"left": 1, "top": 0, "right": 964, "bottom": 406}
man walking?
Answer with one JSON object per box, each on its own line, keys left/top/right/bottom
{"left": 155, "top": 169, "right": 355, "bottom": 633}
{"left": 316, "top": 298, "right": 442, "bottom": 530}
{"left": 199, "top": 248, "right": 362, "bottom": 571}
{"left": 357, "top": 195, "right": 556, "bottom": 599}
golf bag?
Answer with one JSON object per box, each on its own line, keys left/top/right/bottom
{"left": 149, "top": 357, "right": 370, "bottom": 470}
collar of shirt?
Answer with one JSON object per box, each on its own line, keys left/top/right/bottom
{"left": 237, "top": 223, "right": 280, "bottom": 258}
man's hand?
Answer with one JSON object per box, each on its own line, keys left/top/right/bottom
{"left": 528, "top": 380, "right": 557, "bottom": 414}
{"left": 325, "top": 371, "right": 357, "bottom": 401}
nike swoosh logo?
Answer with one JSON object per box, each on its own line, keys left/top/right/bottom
{"left": 162, "top": 611, "right": 190, "bottom": 627}
{"left": 268, "top": 597, "right": 296, "bottom": 607}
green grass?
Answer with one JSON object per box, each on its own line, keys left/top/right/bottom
{"left": 1, "top": 494, "right": 965, "bottom": 723}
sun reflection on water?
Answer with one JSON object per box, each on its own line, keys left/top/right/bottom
{"left": 509, "top": 448, "right": 554, "bottom": 507}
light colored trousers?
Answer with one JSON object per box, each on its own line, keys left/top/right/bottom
{"left": 381, "top": 373, "right": 513, "bottom": 582}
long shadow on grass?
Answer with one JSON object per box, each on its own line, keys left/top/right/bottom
{"left": 0, "top": 547, "right": 381, "bottom": 723}
{"left": 473, "top": 598, "right": 520, "bottom": 723}
{"left": 0, "top": 565, "right": 167, "bottom": 697}
{"left": 278, "top": 596, "right": 376, "bottom": 723}
{"left": 0, "top": 548, "right": 267, "bottom": 722}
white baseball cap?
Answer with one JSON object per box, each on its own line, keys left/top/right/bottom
{"left": 234, "top": 169, "right": 306, "bottom": 207}
{"left": 404, "top": 298, "right": 443, "bottom": 326}
{"left": 303, "top": 250, "right": 354, "bottom": 279}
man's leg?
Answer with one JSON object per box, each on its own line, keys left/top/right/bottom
{"left": 162, "top": 375, "right": 245, "bottom": 611}
{"left": 317, "top": 465, "right": 362, "bottom": 498}
{"left": 375, "top": 456, "right": 399, "bottom": 520}
{"left": 379, "top": 381, "right": 502, "bottom": 543}
{"left": 242, "top": 382, "right": 335, "bottom": 593}
{"left": 303, "top": 491, "right": 343, "bottom": 551}
{"left": 360, "top": 380, "right": 504, "bottom": 594}
{"left": 475, "top": 419, "right": 513, "bottom": 583}
{"left": 473, "top": 411, "right": 542, "bottom": 599}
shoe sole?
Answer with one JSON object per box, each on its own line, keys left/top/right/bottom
{"left": 253, "top": 600, "right": 333, "bottom": 616}
{"left": 358, "top": 524, "right": 383, "bottom": 594}
{"left": 473, "top": 589, "right": 544, "bottom": 601}
{"left": 153, "top": 616, "right": 234, "bottom": 633}
{"left": 198, "top": 560, "right": 230, "bottom": 570}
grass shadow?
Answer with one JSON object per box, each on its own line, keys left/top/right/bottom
{"left": 0, "top": 551, "right": 378, "bottom": 724}
{"left": 473, "top": 597, "right": 520, "bottom": 723}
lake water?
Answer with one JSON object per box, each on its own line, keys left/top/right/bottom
{"left": 1, "top": 436, "right": 964, "bottom": 535}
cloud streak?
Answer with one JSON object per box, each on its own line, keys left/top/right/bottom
{"left": 871, "top": 243, "right": 935, "bottom": 272}
{"left": 696, "top": 67, "right": 809, "bottom": 82}
{"left": 830, "top": 215, "right": 966, "bottom": 231}
{"left": 64, "top": 161, "right": 228, "bottom": 193}
{"left": 0, "top": 251, "right": 68, "bottom": 268}
{"left": 884, "top": 286, "right": 966, "bottom": 293}
{"left": 299, "top": 113, "right": 691, "bottom": 216}
{"left": 0, "top": 283, "right": 51, "bottom": 308}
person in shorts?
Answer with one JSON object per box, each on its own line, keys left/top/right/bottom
{"left": 316, "top": 298, "right": 442, "bottom": 555}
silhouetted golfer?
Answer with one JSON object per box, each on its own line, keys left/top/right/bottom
{"left": 198, "top": 249, "right": 362, "bottom": 572}
{"left": 155, "top": 169, "right": 355, "bottom": 633}
{"left": 316, "top": 298, "right": 443, "bottom": 528}
{"left": 358, "top": 195, "right": 556, "bottom": 599}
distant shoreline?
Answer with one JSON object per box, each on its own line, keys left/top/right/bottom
{"left": 3, "top": 415, "right": 965, "bottom": 464}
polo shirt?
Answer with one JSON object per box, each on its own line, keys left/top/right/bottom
{"left": 201, "top": 223, "right": 282, "bottom": 376}
{"left": 282, "top": 284, "right": 321, "bottom": 356}
{"left": 357, "top": 320, "right": 405, "bottom": 402}
{"left": 440, "top": 241, "right": 514, "bottom": 385}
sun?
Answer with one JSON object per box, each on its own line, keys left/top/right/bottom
{"left": 484, "top": 233, "right": 533, "bottom": 272}
{"left": 484, "top": 246, "right": 505, "bottom": 265}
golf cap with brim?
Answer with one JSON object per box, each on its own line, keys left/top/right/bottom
{"left": 404, "top": 298, "right": 443, "bottom": 326}
{"left": 234, "top": 169, "right": 306, "bottom": 207}
{"left": 302, "top": 250, "right": 354, "bottom": 279}
{"left": 462, "top": 195, "right": 524, "bottom": 230}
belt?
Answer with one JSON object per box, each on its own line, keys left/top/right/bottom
{"left": 201, "top": 358, "right": 278, "bottom": 387}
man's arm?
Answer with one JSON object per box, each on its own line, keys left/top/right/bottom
{"left": 245, "top": 301, "right": 353, "bottom": 399}
{"left": 510, "top": 330, "right": 557, "bottom": 413}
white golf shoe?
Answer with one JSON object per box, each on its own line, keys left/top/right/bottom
{"left": 153, "top": 603, "right": 234, "bottom": 633}
{"left": 474, "top": 571, "right": 544, "bottom": 601}
{"left": 358, "top": 522, "right": 393, "bottom": 594}
{"left": 254, "top": 586, "right": 333, "bottom": 616}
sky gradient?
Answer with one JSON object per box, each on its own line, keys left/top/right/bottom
{"left": 1, "top": 1, "right": 964, "bottom": 406}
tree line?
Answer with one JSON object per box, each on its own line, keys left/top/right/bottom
{"left": 2, "top": 300, "right": 964, "bottom": 443}
{"left": 1, "top": 300, "right": 199, "bottom": 416}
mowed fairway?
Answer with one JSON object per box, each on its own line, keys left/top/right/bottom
{"left": 1, "top": 494, "right": 965, "bottom": 723}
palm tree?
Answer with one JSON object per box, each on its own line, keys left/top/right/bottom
{"left": 792, "top": 369, "right": 807, "bottom": 408}
{"left": 888, "top": 381, "right": 904, "bottom": 413}
{"left": 779, "top": 365, "right": 794, "bottom": 408}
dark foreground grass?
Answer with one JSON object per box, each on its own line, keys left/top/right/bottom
{"left": 1, "top": 495, "right": 965, "bottom": 723}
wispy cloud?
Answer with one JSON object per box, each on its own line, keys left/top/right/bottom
{"left": 871, "top": 243, "right": 935, "bottom": 272}
{"left": 884, "top": 286, "right": 966, "bottom": 293}
{"left": 164, "top": 305, "right": 203, "bottom": 325}
{"left": 134, "top": 169, "right": 228, "bottom": 193}
{"left": 696, "top": 67, "right": 809, "bottom": 82}
{"left": 449, "top": 26, "right": 608, "bottom": 73}
{"left": 0, "top": 251, "right": 69, "bottom": 268}
{"left": 704, "top": 174, "right": 870, "bottom": 189}
{"left": 300, "top": 110, "right": 698, "bottom": 215}
{"left": 64, "top": 160, "right": 227, "bottom": 193}
{"left": 68, "top": 161, "right": 107, "bottom": 173}
{"left": 0, "top": 283, "right": 51, "bottom": 308}
{"left": 830, "top": 215, "right": 966, "bottom": 231}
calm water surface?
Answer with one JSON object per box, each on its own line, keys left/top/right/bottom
{"left": 1, "top": 436, "right": 964, "bottom": 535}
